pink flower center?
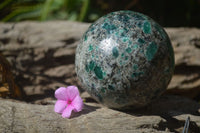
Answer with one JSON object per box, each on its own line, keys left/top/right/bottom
{"left": 67, "top": 100, "right": 72, "bottom": 104}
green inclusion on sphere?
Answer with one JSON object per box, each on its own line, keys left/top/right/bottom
{"left": 94, "top": 66, "right": 104, "bottom": 80}
{"left": 145, "top": 42, "right": 158, "bottom": 61}
{"left": 143, "top": 21, "right": 152, "bottom": 34}
{"left": 126, "top": 47, "right": 132, "bottom": 53}
{"left": 75, "top": 10, "right": 174, "bottom": 109}
{"left": 112, "top": 47, "right": 119, "bottom": 58}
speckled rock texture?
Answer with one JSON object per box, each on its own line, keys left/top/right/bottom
{"left": 75, "top": 11, "right": 174, "bottom": 109}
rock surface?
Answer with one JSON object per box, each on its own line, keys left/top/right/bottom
{"left": 0, "top": 21, "right": 89, "bottom": 103}
{"left": 166, "top": 28, "right": 200, "bottom": 99}
{"left": 0, "top": 95, "right": 200, "bottom": 133}
{"left": 0, "top": 21, "right": 200, "bottom": 133}
{"left": 0, "top": 21, "right": 200, "bottom": 102}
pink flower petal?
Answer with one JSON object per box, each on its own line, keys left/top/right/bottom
{"left": 66, "top": 86, "right": 80, "bottom": 101}
{"left": 55, "top": 87, "right": 68, "bottom": 100}
{"left": 54, "top": 100, "right": 67, "bottom": 113}
{"left": 71, "top": 95, "right": 83, "bottom": 112}
{"left": 62, "top": 105, "right": 74, "bottom": 118}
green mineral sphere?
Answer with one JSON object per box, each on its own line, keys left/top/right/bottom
{"left": 75, "top": 11, "right": 174, "bottom": 109}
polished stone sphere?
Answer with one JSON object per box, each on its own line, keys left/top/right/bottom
{"left": 75, "top": 11, "right": 174, "bottom": 109}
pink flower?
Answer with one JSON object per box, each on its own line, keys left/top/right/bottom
{"left": 54, "top": 86, "right": 83, "bottom": 118}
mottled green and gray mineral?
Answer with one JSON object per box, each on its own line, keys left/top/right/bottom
{"left": 75, "top": 10, "right": 174, "bottom": 109}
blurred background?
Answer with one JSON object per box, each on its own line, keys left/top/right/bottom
{"left": 1, "top": 0, "right": 200, "bottom": 27}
